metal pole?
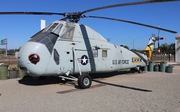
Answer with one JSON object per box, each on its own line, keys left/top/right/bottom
{"left": 5, "top": 38, "right": 7, "bottom": 57}
{"left": 6, "top": 44, "right": 7, "bottom": 57}
{"left": 158, "top": 25, "right": 160, "bottom": 48}
{"left": 129, "top": 37, "right": 134, "bottom": 50}
{"left": 133, "top": 38, "right": 134, "bottom": 50}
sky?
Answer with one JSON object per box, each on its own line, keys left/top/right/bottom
{"left": 0, "top": 0, "right": 180, "bottom": 50}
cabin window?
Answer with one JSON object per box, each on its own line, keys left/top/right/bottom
{"left": 102, "top": 50, "right": 107, "bottom": 58}
{"left": 54, "top": 49, "right": 59, "bottom": 65}
{"left": 93, "top": 49, "right": 98, "bottom": 57}
{"left": 60, "top": 25, "right": 75, "bottom": 40}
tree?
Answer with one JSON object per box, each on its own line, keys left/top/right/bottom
{"left": 168, "top": 43, "right": 175, "bottom": 55}
{"left": 7, "top": 49, "right": 15, "bottom": 55}
{"left": 123, "top": 45, "right": 129, "bottom": 49}
{"left": 158, "top": 43, "right": 175, "bottom": 55}
{"left": 0, "top": 48, "right": 5, "bottom": 54}
{"left": 160, "top": 43, "right": 169, "bottom": 54}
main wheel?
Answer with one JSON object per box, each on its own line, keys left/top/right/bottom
{"left": 138, "top": 67, "right": 143, "bottom": 73}
{"left": 78, "top": 74, "right": 92, "bottom": 89}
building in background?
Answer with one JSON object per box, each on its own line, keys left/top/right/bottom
{"left": 175, "top": 34, "right": 180, "bottom": 62}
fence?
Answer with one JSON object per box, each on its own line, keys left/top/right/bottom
{"left": 151, "top": 54, "right": 175, "bottom": 62}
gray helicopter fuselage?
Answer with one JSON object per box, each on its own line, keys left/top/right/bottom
{"left": 18, "top": 20, "right": 147, "bottom": 77}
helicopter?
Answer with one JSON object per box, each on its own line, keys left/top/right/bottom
{"left": 0, "top": 0, "right": 178, "bottom": 89}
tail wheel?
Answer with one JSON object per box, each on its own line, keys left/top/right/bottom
{"left": 78, "top": 74, "right": 92, "bottom": 89}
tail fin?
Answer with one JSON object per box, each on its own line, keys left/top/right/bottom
{"left": 144, "top": 36, "right": 157, "bottom": 61}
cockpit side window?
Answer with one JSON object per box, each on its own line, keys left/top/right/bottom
{"left": 46, "top": 23, "right": 63, "bottom": 36}
{"left": 52, "top": 24, "right": 63, "bottom": 36}
{"left": 60, "top": 25, "right": 75, "bottom": 40}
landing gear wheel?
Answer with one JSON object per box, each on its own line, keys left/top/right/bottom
{"left": 78, "top": 74, "right": 92, "bottom": 89}
{"left": 138, "top": 67, "right": 142, "bottom": 73}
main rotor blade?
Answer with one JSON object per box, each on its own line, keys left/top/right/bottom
{"left": 82, "top": 0, "right": 178, "bottom": 14}
{"left": 0, "top": 12, "right": 65, "bottom": 16}
{"left": 86, "top": 16, "right": 177, "bottom": 34}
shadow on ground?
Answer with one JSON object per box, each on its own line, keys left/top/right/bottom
{"left": 18, "top": 70, "right": 138, "bottom": 86}
{"left": 90, "top": 69, "right": 139, "bottom": 79}
{"left": 18, "top": 70, "right": 152, "bottom": 92}
{"left": 18, "top": 76, "right": 65, "bottom": 86}
{"left": 92, "top": 79, "right": 152, "bottom": 92}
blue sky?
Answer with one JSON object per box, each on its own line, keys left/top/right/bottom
{"left": 0, "top": 0, "right": 179, "bottom": 49}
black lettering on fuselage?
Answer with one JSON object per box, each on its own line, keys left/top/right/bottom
{"left": 118, "top": 60, "right": 121, "bottom": 64}
{"left": 112, "top": 60, "right": 129, "bottom": 65}
{"left": 122, "top": 60, "right": 129, "bottom": 64}
{"left": 112, "top": 60, "right": 121, "bottom": 65}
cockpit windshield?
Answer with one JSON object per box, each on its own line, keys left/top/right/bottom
{"left": 29, "top": 23, "right": 63, "bottom": 54}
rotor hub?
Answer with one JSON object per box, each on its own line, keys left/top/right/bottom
{"left": 64, "top": 12, "right": 85, "bottom": 22}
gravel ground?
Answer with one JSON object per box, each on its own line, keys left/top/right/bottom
{"left": 0, "top": 66, "right": 180, "bottom": 112}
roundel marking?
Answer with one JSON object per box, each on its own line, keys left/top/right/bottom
{"left": 81, "top": 55, "right": 88, "bottom": 65}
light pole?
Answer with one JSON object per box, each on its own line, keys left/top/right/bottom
{"left": 129, "top": 37, "right": 134, "bottom": 50}
{"left": 157, "top": 25, "right": 160, "bottom": 48}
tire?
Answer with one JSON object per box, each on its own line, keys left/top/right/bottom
{"left": 78, "top": 74, "right": 92, "bottom": 89}
{"left": 138, "top": 67, "right": 142, "bottom": 73}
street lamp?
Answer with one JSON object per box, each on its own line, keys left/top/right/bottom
{"left": 157, "top": 25, "right": 160, "bottom": 48}
{"left": 129, "top": 37, "right": 134, "bottom": 50}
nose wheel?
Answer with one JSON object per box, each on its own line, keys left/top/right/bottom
{"left": 78, "top": 74, "right": 92, "bottom": 89}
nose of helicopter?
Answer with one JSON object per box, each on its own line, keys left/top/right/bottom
{"left": 18, "top": 42, "right": 51, "bottom": 77}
